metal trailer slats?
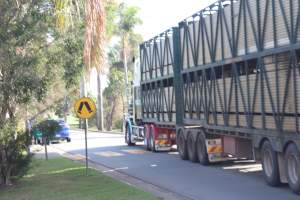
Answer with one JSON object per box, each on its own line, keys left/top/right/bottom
{"left": 179, "top": 0, "right": 300, "bottom": 135}
{"left": 140, "top": 30, "right": 176, "bottom": 124}
{"left": 201, "top": 54, "right": 300, "bottom": 130}
{"left": 181, "top": 0, "right": 300, "bottom": 69}
{"left": 140, "top": 0, "right": 300, "bottom": 135}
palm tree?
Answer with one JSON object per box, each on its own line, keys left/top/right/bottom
{"left": 54, "top": 0, "right": 105, "bottom": 72}
{"left": 118, "top": 3, "right": 142, "bottom": 109}
{"left": 54, "top": 0, "right": 106, "bottom": 130}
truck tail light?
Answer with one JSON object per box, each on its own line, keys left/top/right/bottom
{"left": 170, "top": 133, "right": 176, "bottom": 139}
{"left": 158, "top": 134, "right": 168, "bottom": 139}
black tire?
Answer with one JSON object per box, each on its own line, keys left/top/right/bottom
{"left": 261, "top": 140, "right": 280, "bottom": 187}
{"left": 177, "top": 130, "right": 188, "bottom": 160}
{"left": 187, "top": 134, "right": 198, "bottom": 162}
{"left": 196, "top": 133, "right": 209, "bottom": 165}
{"left": 284, "top": 143, "right": 300, "bottom": 194}
{"left": 144, "top": 126, "right": 151, "bottom": 151}
{"left": 125, "top": 125, "right": 135, "bottom": 146}
{"left": 66, "top": 137, "right": 71, "bottom": 142}
{"left": 149, "top": 127, "right": 156, "bottom": 152}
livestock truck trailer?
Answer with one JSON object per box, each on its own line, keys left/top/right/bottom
{"left": 124, "top": 0, "right": 300, "bottom": 194}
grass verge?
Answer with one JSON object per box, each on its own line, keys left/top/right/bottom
{"left": 0, "top": 158, "right": 160, "bottom": 200}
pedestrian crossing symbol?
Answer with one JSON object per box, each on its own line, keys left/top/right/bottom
{"left": 74, "top": 97, "right": 97, "bottom": 119}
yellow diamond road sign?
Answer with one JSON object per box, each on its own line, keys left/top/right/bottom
{"left": 74, "top": 97, "right": 97, "bottom": 119}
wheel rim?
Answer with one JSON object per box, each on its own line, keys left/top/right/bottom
{"left": 287, "top": 154, "right": 299, "bottom": 184}
{"left": 263, "top": 149, "right": 273, "bottom": 178}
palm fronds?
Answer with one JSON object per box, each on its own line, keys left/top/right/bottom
{"left": 53, "top": 0, "right": 84, "bottom": 31}
{"left": 84, "top": 0, "right": 106, "bottom": 74}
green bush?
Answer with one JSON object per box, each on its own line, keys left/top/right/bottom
{"left": 36, "top": 120, "right": 61, "bottom": 142}
{"left": 0, "top": 121, "right": 32, "bottom": 186}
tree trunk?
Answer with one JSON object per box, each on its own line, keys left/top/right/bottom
{"left": 25, "top": 104, "right": 31, "bottom": 154}
{"left": 63, "top": 95, "right": 68, "bottom": 123}
{"left": 0, "top": 104, "right": 8, "bottom": 126}
{"left": 120, "top": 93, "right": 125, "bottom": 132}
{"left": 105, "top": 97, "right": 116, "bottom": 131}
{"left": 108, "top": 99, "right": 116, "bottom": 131}
{"left": 0, "top": 173, "right": 3, "bottom": 185}
{"left": 96, "top": 72, "right": 104, "bottom": 131}
{"left": 122, "top": 35, "right": 129, "bottom": 111}
{"left": 43, "top": 137, "right": 48, "bottom": 161}
{"left": 0, "top": 149, "right": 12, "bottom": 186}
{"left": 105, "top": 103, "right": 111, "bottom": 131}
{"left": 0, "top": 150, "right": 4, "bottom": 185}
{"left": 4, "top": 167, "right": 12, "bottom": 186}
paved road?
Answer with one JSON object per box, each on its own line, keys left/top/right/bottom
{"left": 49, "top": 130, "right": 299, "bottom": 200}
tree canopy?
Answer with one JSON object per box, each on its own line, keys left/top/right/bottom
{"left": 0, "top": 0, "right": 56, "bottom": 123}
{"left": 0, "top": 0, "right": 85, "bottom": 185}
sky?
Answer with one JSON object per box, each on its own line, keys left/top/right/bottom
{"left": 89, "top": 0, "right": 217, "bottom": 94}
{"left": 124, "top": 0, "right": 217, "bottom": 40}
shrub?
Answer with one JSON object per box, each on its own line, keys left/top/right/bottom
{"left": 114, "top": 119, "right": 123, "bottom": 131}
{"left": 36, "top": 119, "right": 61, "bottom": 142}
{"left": 35, "top": 120, "right": 61, "bottom": 160}
{"left": 0, "top": 121, "right": 31, "bottom": 186}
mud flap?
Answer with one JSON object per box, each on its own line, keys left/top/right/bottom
{"left": 155, "top": 140, "right": 172, "bottom": 151}
{"left": 206, "top": 139, "right": 226, "bottom": 162}
{"left": 278, "top": 152, "right": 288, "bottom": 183}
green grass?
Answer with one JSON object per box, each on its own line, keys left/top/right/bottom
{"left": 0, "top": 158, "right": 160, "bottom": 200}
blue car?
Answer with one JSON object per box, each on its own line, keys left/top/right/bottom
{"left": 55, "top": 120, "right": 71, "bottom": 142}
{"left": 32, "top": 120, "right": 71, "bottom": 144}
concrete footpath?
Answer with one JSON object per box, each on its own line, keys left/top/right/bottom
{"left": 31, "top": 144, "right": 192, "bottom": 200}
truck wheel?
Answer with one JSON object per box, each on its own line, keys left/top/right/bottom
{"left": 125, "top": 125, "right": 135, "bottom": 146}
{"left": 196, "top": 133, "right": 209, "bottom": 165}
{"left": 144, "top": 125, "right": 151, "bottom": 151}
{"left": 66, "top": 137, "right": 71, "bottom": 143}
{"left": 187, "top": 134, "right": 198, "bottom": 162}
{"left": 261, "top": 140, "right": 280, "bottom": 186}
{"left": 284, "top": 143, "right": 300, "bottom": 194}
{"left": 150, "top": 127, "right": 156, "bottom": 152}
{"left": 177, "top": 130, "right": 188, "bottom": 160}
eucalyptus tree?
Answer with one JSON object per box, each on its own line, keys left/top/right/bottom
{"left": 0, "top": 0, "right": 56, "bottom": 124}
{"left": 0, "top": 0, "right": 61, "bottom": 185}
